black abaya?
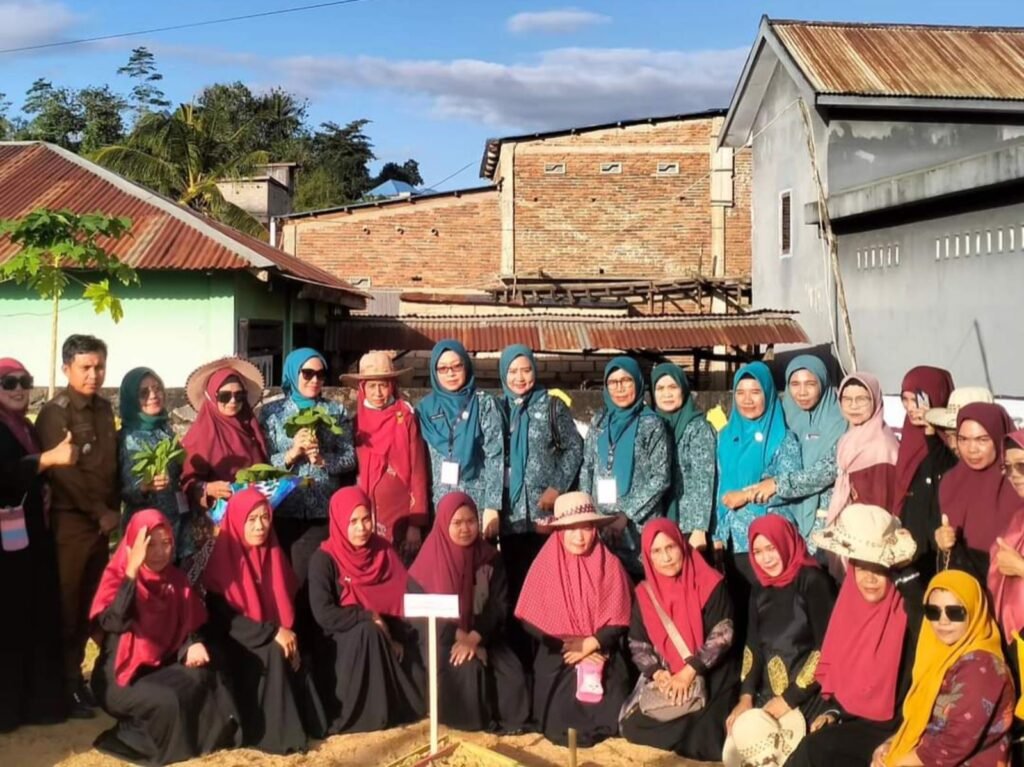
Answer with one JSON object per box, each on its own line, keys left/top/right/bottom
{"left": 205, "top": 592, "right": 326, "bottom": 754}
{"left": 525, "top": 622, "right": 631, "bottom": 747}
{"left": 900, "top": 435, "right": 956, "bottom": 582}
{"left": 307, "top": 550, "right": 425, "bottom": 734}
{"left": 409, "top": 558, "right": 530, "bottom": 732}
{"left": 91, "top": 579, "right": 240, "bottom": 765}
{"left": 620, "top": 581, "right": 739, "bottom": 761}
{"left": 0, "top": 424, "right": 67, "bottom": 731}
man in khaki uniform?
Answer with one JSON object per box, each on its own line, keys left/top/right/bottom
{"left": 36, "top": 334, "right": 119, "bottom": 718}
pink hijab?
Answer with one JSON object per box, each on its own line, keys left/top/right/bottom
{"left": 827, "top": 372, "right": 899, "bottom": 523}
{"left": 0, "top": 358, "right": 40, "bottom": 455}
{"left": 991, "top": 430, "right": 1024, "bottom": 641}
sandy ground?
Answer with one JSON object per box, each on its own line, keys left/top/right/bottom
{"left": 0, "top": 716, "right": 716, "bottom": 767}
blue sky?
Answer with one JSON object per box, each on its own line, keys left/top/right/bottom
{"left": 3, "top": 0, "right": 1024, "bottom": 197}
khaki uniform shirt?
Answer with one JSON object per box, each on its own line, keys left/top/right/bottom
{"left": 36, "top": 388, "right": 119, "bottom": 523}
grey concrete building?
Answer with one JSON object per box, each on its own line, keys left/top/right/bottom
{"left": 721, "top": 18, "right": 1024, "bottom": 395}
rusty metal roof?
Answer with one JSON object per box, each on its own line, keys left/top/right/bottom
{"left": 0, "top": 142, "right": 365, "bottom": 305}
{"left": 327, "top": 311, "right": 807, "bottom": 353}
{"left": 772, "top": 19, "right": 1024, "bottom": 100}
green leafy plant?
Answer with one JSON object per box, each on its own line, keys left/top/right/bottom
{"left": 235, "top": 464, "right": 294, "bottom": 483}
{"left": 130, "top": 435, "right": 184, "bottom": 484}
{"left": 284, "top": 406, "right": 343, "bottom": 439}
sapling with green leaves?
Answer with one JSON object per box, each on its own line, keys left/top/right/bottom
{"left": 131, "top": 435, "right": 184, "bottom": 492}
{"left": 283, "top": 406, "right": 343, "bottom": 468}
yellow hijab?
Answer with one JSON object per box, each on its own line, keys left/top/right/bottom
{"left": 886, "top": 570, "right": 1006, "bottom": 766}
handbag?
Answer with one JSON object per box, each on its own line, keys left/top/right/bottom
{"left": 636, "top": 581, "right": 707, "bottom": 722}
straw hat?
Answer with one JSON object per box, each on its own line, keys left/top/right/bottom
{"left": 536, "top": 491, "right": 617, "bottom": 530}
{"left": 339, "top": 351, "right": 412, "bottom": 384}
{"left": 722, "top": 708, "right": 806, "bottom": 767}
{"left": 925, "top": 386, "right": 994, "bottom": 431}
{"left": 812, "top": 503, "right": 917, "bottom": 568}
{"left": 185, "top": 357, "right": 265, "bottom": 411}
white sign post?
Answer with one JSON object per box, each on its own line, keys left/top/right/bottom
{"left": 404, "top": 593, "right": 460, "bottom": 756}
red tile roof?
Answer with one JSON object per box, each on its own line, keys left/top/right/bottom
{"left": 0, "top": 142, "right": 365, "bottom": 305}
{"left": 327, "top": 311, "right": 807, "bottom": 353}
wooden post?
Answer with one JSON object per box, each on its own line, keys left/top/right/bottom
{"left": 568, "top": 728, "right": 578, "bottom": 767}
{"left": 403, "top": 593, "right": 459, "bottom": 758}
{"left": 428, "top": 614, "right": 439, "bottom": 755}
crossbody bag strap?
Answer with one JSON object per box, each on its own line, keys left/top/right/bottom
{"left": 642, "top": 580, "right": 694, "bottom": 662}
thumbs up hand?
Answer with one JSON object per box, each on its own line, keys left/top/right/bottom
{"left": 40, "top": 431, "right": 79, "bottom": 470}
{"left": 995, "top": 537, "right": 1024, "bottom": 578}
{"left": 935, "top": 514, "right": 957, "bottom": 552}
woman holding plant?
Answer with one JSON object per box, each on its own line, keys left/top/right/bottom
{"left": 259, "top": 348, "right": 355, "bottom": 589}
{"left": 118, "top": 367, "right": 189, "bottom": 558}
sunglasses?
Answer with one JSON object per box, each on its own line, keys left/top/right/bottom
{"left": 300, "top": 368, "right": 327, "bottom": 382}
{"left": 139, "top": 385, "right": 163, "bottom": 398}
{"left": 216, "top": 390, "right": 247, "bottom": 405}
{"left": 0, "top": 374, "right": 33, "bottom": 391}
{"left": 924, "top": 604, "right": 968, "bottom": 623}
{"left": 1003, "top": 461, "right": 1024, "bottom": 479}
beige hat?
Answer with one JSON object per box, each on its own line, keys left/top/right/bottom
{"left": 812, "top": 503, "right": 917, "bottom": 568}
{"left": 339, "top": 351, "right": 412, "bottom": 384}
{"left": 185, "top": 357, "right": 265, "bottom": 411}
{"left": 536, "top": 491, "right": 616, "bottom": 530}
{"left": 722, "top": 708, "right": 806, "bottom": 767}
{"left": 925, "top": 386, "right": 994, "bottom": 431}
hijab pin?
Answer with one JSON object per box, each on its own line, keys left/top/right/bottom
{"left": 461, "top": 411, "right": 469, "bottom": 421}
{"left": 754, "top": 432, "right": 764, "bottom": 443}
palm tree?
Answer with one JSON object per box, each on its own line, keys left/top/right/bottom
{"left": 91, "top": 103, "right": 269, "bottom": 237}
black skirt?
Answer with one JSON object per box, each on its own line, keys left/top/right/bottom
{"left": 785, "top": 716, "right": 896, "bottom": 767}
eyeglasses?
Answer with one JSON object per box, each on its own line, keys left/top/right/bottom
{"left": 0, "top": 374, "right": 33, "bottom": 391}
{"left": 840, "top": 395, "right": 872, "bottom": 407}
{"left": 1004, "top": 461, "right": 1024, "bottom": 478}
{"left": 300, "top": 368, "right": 327, "bottom": 382}
{"left": 216, "top": 390, "right": 247, "bottom": 404}
{"left": 139, "top": 385, "right": 163, "bottom": 398}
{"left": 607, "top": 378, "right": 636, "bottom": 390}
{"left": 436, "top": 363, "right": 464, "bottom": 376}
{"left": 924, "top": 604, "right": 968, "bottom": 623}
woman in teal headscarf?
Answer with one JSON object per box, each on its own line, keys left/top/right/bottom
{"left": 712, "top": 361, "right": 802, "bottom": 582}
{"left": 117, "top": 367, "right": 189, "bottom": 556}
{"left": 748, "top": 355, "right": 847, "bottom": 547}
{"left": 417, "top": 340, "right": 505, "bottom": 538}
{"left": 579, "top": 357, "right": 671, "bottom": 579}
{"left": 650, "top": 363, "right": 717, "bottom": 549}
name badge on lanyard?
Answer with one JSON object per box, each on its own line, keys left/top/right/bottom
{"left": 596, "top": 477, "right": 618, "bottom": 506}
{"left": 441, "top": 460, "right": 461, "bottom": 486}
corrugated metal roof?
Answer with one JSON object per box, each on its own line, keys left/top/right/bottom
{"left": 327, "top": 311, "right": 807, "bottom": 353}
{"left": 0, "top": 142, "right": 365, "bottom": 303}
{"left": 772, "top": 20, "right": 1024, "bottom": 100}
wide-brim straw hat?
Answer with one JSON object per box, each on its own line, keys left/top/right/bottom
{"left": 536, "top": 491, "right": 617, "bottom": 530}
{"left": 925, "top": 386, "right": 994, "bottom": 431}
{"left": 185, "top": 357, "right": 265, "bottom": 411}
{"left": 339, "top": 351, "right": 413, "bottom": 384}
{"left": 722, "top": 708, "right": 806, "bottom": 767}
{"left": 811, "top": 503, "right": 917, "bottom": 568}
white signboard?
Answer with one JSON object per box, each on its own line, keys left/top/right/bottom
{"left": 403, "top": 593, "right": 459, "bottom": 619}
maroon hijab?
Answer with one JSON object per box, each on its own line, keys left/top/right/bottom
{"left": 893, "top": 366, "right": 954, "bottom": 516}
{"left": 940, "top": 403, "right": 1023, "bottom": 552}
{"left": 355, "top": 380, "right": 417, "bottom": 495}
{"left": 320, "top": 486, "right": 408, "bottom": 616}
{"left": 182, "top": 369, "right": 268, "bottom": 484}
{"left": 0, "top": 358, "right": 40, "bottom": 455}
{"left": 202, "top": 487, "right": 298, "bottom": 628}
{"left": 747, "top": 515, "right": 817, "bottom": 588}
{"left": 637, "top": 519, "right": 723, "bottom": 673}
{"left": 90, "top": 509, "right": 206, "bottom": 686}
{"left": 408, "top": 491, "right": 497, "bottom": 631}
{"left": 816, "top": 564, "right": 907, "bottom": 721}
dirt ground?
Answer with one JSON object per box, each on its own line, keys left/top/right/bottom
{"left": 0, "top": 716, "right": 715, "bottom": 767}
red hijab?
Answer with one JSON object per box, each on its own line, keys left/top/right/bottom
{"left": 409, "top": 491, "right": 497, "bottom": 631}
{"left": 816, "top": 563, "right": 907, "bottom": 721}
{"left": 893, "top": 366, "right": 954, "bottom": 516}
{"left": 637, "top": 519, "right": 723, "bottom": 673}
{"left": 355, "top": 380, "right": 416, "bottom": 495}
{"left": 202, "top": 487, "right": 298, "bottom": 628}
{"left": 182, "top": 369, "right": 268, "bottom": 484}
{"left": 320, "top": 486, "right": 408, "bottom": 616}
{"left": 941, "top": 403, "right": 1023, "bottom": 552}
{"left": 0, "top": 358, "right": 40, "bottom": 455}
{"left": 514, "top": 525, "right": 632, "bottom": 637}
{"left": 89, "top": 509, "right": 206, "bottom": 686}
{"left": 747, "top": 515, "right": 817, "bottom": 588}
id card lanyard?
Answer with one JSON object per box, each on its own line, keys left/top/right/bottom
{"left": 596, "top": 431, "right": 618, "bottom": 505}
{"left": 440, "top": 411, "right": 467, "bottom": 486}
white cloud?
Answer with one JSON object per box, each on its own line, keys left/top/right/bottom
{"left": 0, "top": 2, "right": 79, "bottom": 53}
{"left": 506, "top": 8, "right": 611, "bottom": 35}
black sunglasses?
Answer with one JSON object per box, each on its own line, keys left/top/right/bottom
{"left": 216, "top": 390, "right": 247, "bottom": 405}
{"left": 924, "top": 604, "right": 968, "bottom": 623}
{"left": 300, "top": 368, "right": 327, "bottom": 382}
{"left": 0, "top": 374, "right": 33, "bottom": 391}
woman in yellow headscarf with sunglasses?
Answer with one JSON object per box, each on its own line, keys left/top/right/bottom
{"left": 871, "top": 570, "right": 1015, "bottom": 767}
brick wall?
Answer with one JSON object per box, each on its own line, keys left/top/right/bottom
{"left": 282, "top": 190, "right": 501, "bottom": 289}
